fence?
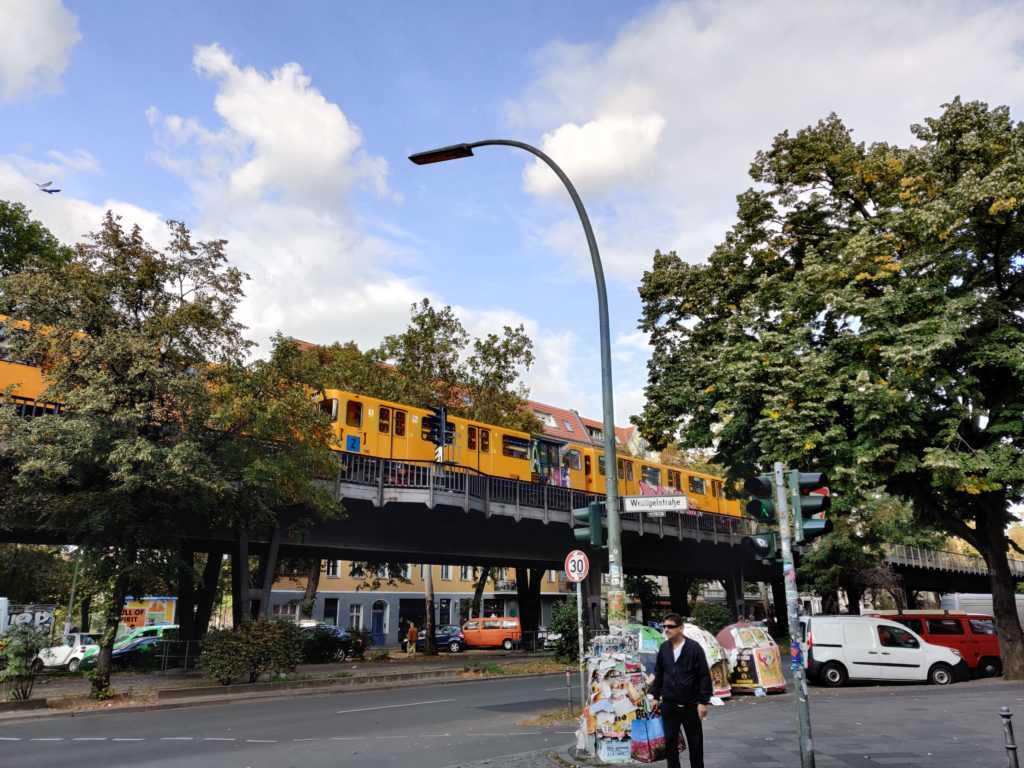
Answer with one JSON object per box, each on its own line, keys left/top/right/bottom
{"left": 886, "top": 545, "right": 1024, "bottom": 578}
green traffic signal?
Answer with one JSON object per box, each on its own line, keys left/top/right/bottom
{"left": 572, "top": 501, "right": 604, "bottom": 548}
{"left": 742, "top": 531, "right": 779, "bottom": 561}
{"left": 788, "top": 470, "right": 831, "bottom": 544}
{"left": 743, "top": 474, "right": 775, "bottom": 523}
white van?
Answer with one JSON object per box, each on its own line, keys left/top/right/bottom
{"left": 802, "top": 615, "right": 967, "bottom": 687}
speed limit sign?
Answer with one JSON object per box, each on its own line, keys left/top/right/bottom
{"left": 564, "top": 549, "right": 590, "bottom": 583}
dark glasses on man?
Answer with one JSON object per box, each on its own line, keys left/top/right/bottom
{"left": 663, "top": 623, "right": 679, "bottom": 629}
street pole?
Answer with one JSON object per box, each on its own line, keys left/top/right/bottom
{"left": 409, "top": 140, "right": 624, "bottom": 628}
{"left": 63, "top": 546, "right": 82, "bottom": 636}
{"left": 424, "top": 564, "right": 436, "bottom": 655}
{"left": 774, "top": 462, "right": 814, "bottom": 768}
{"left": 576, "top": 580, "right": 586, "bottom": 703}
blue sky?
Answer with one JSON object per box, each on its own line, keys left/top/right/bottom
{"left": 3, "top": 0, "right": 1024, "bottom": 426}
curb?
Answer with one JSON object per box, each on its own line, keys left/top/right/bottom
{"left": 0, "top": 669, "right": 572, "bottom": 724}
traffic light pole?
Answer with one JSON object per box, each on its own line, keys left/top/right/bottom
{"left": 773, "top": 462, "right": 815, "bottom": 768}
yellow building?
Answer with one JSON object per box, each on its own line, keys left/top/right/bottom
{"left": 272, "top": 562, "right": 571, "bottom": 646}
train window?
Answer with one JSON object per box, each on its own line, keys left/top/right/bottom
{"left": 688, "top": 475, "right": 706, "bottom": 495}
{"left": 585, "top": 455, "right": 592, "bottom": 476}
{"left": 346, "top": 400, "right": 362, "bottom": 428}
{"left": 394, "top": 410, "right": 406, "bottom": 436}
{"left": 711, "top": 479, "right": 722, "bottom": 497}
{"left": 378, "top": 406, "right": 390, "bottom": 433}
{"left": 617, "top": 459, "right": 634, "bottom": 481}
{"left": 502, "top": 435, "right": 529, "bottom": 459}
{"left": 564, "top": 449, "right": 582, "bottom": 471}
{"left": 642, "top": 465, "right": 661, "bottom": 485}
{"left": 468, "top": 426, "right": 478, "bottom": 450}
{"left": 480, "top": 429, "right": 490, "bottom": 453}
{"left": 597, "top": 455, "right": 606, "bottom": 475}
{"left": 319, "top": 398, "right": 339, "bottom": 422}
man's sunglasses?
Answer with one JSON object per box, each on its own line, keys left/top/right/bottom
{"left": 663, "top": 623, "right": 680, "bottom": 629}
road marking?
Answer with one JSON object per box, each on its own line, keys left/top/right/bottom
{"left": 375, "top": 735, "right": 408, "bottom": 740}
{"left": 293, "top": 738, "right": 316, "bottom": 742}
{"left": 0, "top": 737, "right": 21, "bottom": 741}
{"left": 113, "top": 737, "right": 144, "bottom": 741}
{"left": 545, "top": 686, "right": 579, "bottom": 691}
{"left": 422, "top": 733, "right": 451, "bottom": 737}
{"left": 161, "top": 737, "right": 194, "bottom": 741}
{"left": 31, "top": 737, "right": 63, "bottom": 741}
{"left": 204, "top": 737, "right": 236, "bottom": 741}
{"left": 331, "top": 736, "right": 363, "bottom": 741}
{"left": 245, "top": 739, "right": 278, "bottom": 743}
{"left": 335, "top": 698, "right": 455, "bottom": 715}
{"left": 73, "top": 737, "right": 108, "bottom": 741}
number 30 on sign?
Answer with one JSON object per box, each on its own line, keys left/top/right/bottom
{"left": 564, "top": 549, "right": 590, "bottom": 583}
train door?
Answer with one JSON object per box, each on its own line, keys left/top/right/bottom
{"left": 710, "top": 478, "right": 724, "bottom": 514}
{"left": 376, "top": 406, "right": 410, "bottom": 459}
{"left": 465, "top": 425, "right": 494, "bottom": 473}
{"left": 342, "top": 398, "right": 365, "bottom": 453}
{"left": 617, "top": 457, "right": 636, "bottom": 496}
{"left": 562, "top": 447, "right": 585, "bottom": 490}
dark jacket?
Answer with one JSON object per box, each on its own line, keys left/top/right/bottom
{"left": 650, "top": 637, "right": 713, "bottom": 705}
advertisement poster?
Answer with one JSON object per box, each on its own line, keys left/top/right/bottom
{"left": 716, "top": 622, "right": 786, "bottom": 694}
{"left": 119, "top": 597, "right": 176, "bottom": 632}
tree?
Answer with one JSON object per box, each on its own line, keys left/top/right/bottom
{"left": 0, "top": 201, "right": 71, "bottom": 284}
{"left": 636, "top": 99, "right": 1024, "bottom": 676}
{"left": 0, "top": 545, "right": 73, "bottom": 604}
{"left": 625, "top": 575, "right": 662, "bottom": 623}
{"left": 0, "top": 214, "right": 341, "bottom": 696}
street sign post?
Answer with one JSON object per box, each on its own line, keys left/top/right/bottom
{"left": 565, "top": 548, "right": 590, "bottom": 742}
{"left": 622, "top": 495, "right": 688, "bottom": 517}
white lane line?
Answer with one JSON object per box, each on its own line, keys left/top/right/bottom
{"left": 245, "top": 739, "right": 277, "bottom": 743}
{"left": 468, "top": 732, "right": 511, "bottom": 737}
{"left": 203, "top": 737, "right": 236, "bottom": 741}
{"left": 375, "top": 735, "right": 408, "bottom": 740}
{"left": 161, "top": 737, "right": 194, "bottom": 741}
{"left": 293, "top": 738, "right": 316, "bottom": 742}
{"left": 73, "top": 737, "right": 108, "bottom": 741}
{"left": 331, "top": 737, "right": 363, "bottom": 741}
{"left": 0, "top": 737, "right": 21, "bottom": 741}
{"left": 544, "top": 686, "right": 579, "bottom": 691}
{"left": 422, "top": 733, "right": 451, "bottom": 737}
{"left": 335, "top": 698, "right": 455, "bottom": 715}
{"left": 113, "top": 737, "right": 144, "bottom": 742}
{"left": 31, "top": 737, "right": 63, "bottom": 741}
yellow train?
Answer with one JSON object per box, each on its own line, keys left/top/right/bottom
{"left": 317, "top": 388, "right": 741, "bottom": 517}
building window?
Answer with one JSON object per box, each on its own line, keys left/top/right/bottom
{"left": 563, "top": 420, "right": 574, "bottom": 432}
{"left": 379, "top": 406, "right": 391, "bottom": 433}
{"left": 400, "top": 564, "right": 411, "bottom": 580}
{"left": 273, "top": 601, "right": 298, "bottom": 618}
{"left": 419, "top": 564, "right": 426, "bottom": 580}
{"left": 351, "top": 563, "right": 364, "bottom": 578}
{"left": 441, "top": 565, "right": 452, "bottom": 580}
{"left": 534, "top": 411, "right": 557, "bottom": 427}
{"left": 688, "top": 475, "right": 706, "bottom": 495}
{"left": 549, "top": 570, "right": 557, "bottom": 583}
{"left": 460, "top": 565, "right": 472, "bottom": 581}
{"left": 346, "top": 400, "right": 362, "bottom": 428}
{"left": 326, "top": 560, "right": 339, "bottom": 577}
{"left": 394, "top": 410, "right": 406, "bottom": 436}
{"left": 349, "top": 604, "right": 363, "bottom": 630}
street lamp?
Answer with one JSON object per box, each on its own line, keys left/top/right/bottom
{"left": 409, "top": 139, "right": 627, "bottom": 629}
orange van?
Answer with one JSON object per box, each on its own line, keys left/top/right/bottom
{"left": 461, "top": 617, "right": 522, "bottom": 650}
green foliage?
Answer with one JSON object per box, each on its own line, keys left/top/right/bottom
{"left": 0, "top": 625, "right": 46, "bottom": 701}
{"left": 0, "top": 545, "right": 73, "bottom": 604}
{"left": 625, "top": 575, "right": 662, "bottom": 622}
{"left": 200, "top": 619, "right": 304, "bottom": 685}
{"left": 548, "top": 599, "right": 587, "bottom": 664}
{"left": 690, "top": 603, "right": 731, "bottom": 636}
{"left": 635, "top": 99, "right": 1024, "bottom": 663}
{"left": 301, "top": 626, "right": 346, "bottom": 664}
{"left": 0, "top": 200, "right": 71, "bottom": 286}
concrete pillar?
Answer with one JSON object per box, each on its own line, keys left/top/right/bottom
{"left": 667, "top": 574, "right": 691, "bottom": 617}
{"left": 723, "top": 576, "right": 738, "bottom": 622}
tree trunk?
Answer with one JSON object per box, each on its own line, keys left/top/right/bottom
{"left": 820, "top": 589, "right": 840, "bottom": 615}
{"left": 980, "top": 513, "right": 1024, "bottom": 680}
{"left": 232, "top": 528, "right": 249, "bottom": 627}
{"left": 667, "top": 574, "right": 691, "bottom": 616}
{"left": 177, "top": 542, "right": 196, "bottom": 642}
{"left": 843, "top": 586, "right": 863, "bottom": 615}
{"left": 424, "top": 563, "right": 436, "bottom": 655}
{"left": 905, "top": 589, "right": 919, "bottom": 610}
{"left": 301, "top": 559, "right": 322, "bottom": 619}
{"left": 80, "top": 595, "right": 91, "bottom": 633}
{"left": 721, "top": 577, "right": 738, "bottom": 622}
{"left": 91, "top": 557, "right": 133, "bottom": 698}
{"left": 515, "top": 567, "right": 544, "bottom": 638}
{"left": 471, "top": 566, "right": 490, "bottom": 618}
{"left": 193, "top": 549, "right": 224, "bottom": 641}
{"left": 259, "top": 523, "right": 284, "bottom": 620}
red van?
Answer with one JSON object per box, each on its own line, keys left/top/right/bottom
{"left": 867, "top": 610, "right": 1000, "bottom": 677}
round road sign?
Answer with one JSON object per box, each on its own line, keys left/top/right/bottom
{"left": 564, "top": 549, "right": 590, "bottom": 583}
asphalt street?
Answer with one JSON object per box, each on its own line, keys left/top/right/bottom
{"left": 3, "top": 674, "right": 1024, "bottom": 767}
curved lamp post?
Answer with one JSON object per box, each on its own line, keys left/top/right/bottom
{"left": 409, "top": 140, "right": 626, "bottom": 628}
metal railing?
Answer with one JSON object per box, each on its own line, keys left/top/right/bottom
{"left": 330, "top": 451, "right": 751, "bottom": 538}
{"left": 885, "top": 544, "right": 1024, "bottom": 578}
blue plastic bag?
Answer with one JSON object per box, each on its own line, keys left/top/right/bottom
{"left": 631, "top": 717, "right": 666, "bottom": 763}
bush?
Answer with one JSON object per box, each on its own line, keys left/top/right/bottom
{"left": 690, "top": 603, "right": 732, "bottom": 635}
{"left": 200, "top": 619, "right": 304, "bottom": 685}
{"left": 0, "top": 626, "right": 47, "bottom": 701}
{"left": 302, "top": 626, "right": 345, "bottom": 664}
{"left": 549, "top": 599, "right": 587, "bottom": 664}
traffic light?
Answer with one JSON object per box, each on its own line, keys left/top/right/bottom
{"left": 788, "top": 471, "right": 833, "bottom": 544}
{"left": 422, "top": 406, "right": 455, "bottom": 448}
{"left": 742, "top": 530, "right": 779, "bottom": 562}
{"left": 572, "top": 501, "right": 605, "bottom": 548}
{"left": 743, "top": 474, "right": 775, "bottom": 524}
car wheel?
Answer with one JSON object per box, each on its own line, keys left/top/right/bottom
{"left": 67, "top": 658, "right": 81, "bottom": 673}
{"left": 820, "top": 661, "right": 847, "bottom": 688}
{"left": 449, "top": 641, "right": 461, "bottom": 653}
{"left": 502, "top": 639, "right": 514, "bottom": 651}
{"left": 979, "top": 657, "right": 1002, "bottom": 678}
{"left": 30, "top": 659, "right": 44, "bottom": 674}
{"left": 929, "top": 662, "right": 954, "bottom": 686}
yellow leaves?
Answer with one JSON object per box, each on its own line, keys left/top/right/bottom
{"left": 855, "top": 272, "right": 875, "bottom": 282}
{"left": 768, "top": 409, "right": 781, "bottom": 420}
{"left": 703, "top": 384, "right": 717, "bottom": 394}
{"left": 803, "top": 440, "right": 816, "bottom": 451}
{"left": 885, "top": 156, "right": 904, "bottom": 175}
{"left": 989, "top": 197, "right": 1018, "bottom": 216}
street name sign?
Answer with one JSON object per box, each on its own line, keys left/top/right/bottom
{"left": 622, "top": 495, "right": 688, "bottom": 517}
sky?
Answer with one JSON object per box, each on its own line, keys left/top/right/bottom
{"left": 3, "top": 0, "right": 1024, "bottom": 427}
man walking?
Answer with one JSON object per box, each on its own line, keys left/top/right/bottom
{"left": 650, "top": 613, "right": 712, "bottom": 768}
{"left": 406, "top": 622, "right": 418, "bottom": 656}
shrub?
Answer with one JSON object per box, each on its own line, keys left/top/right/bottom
{"left": 0, "top": 626, "right": 47, "bottom": 701}
{"left": 690, "top": 603, "right": 732, "bottom": 636}
{"left": 548, "top": 599, "right": 587, "bottom": 664}
{"left": 302, "top": 626, "right": 345, "bottom": 664}
{"left": 200, "top": 619, "right": 304, "bottom": 685}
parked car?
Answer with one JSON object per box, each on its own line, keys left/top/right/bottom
{"left": 461, "top": 617, "right": 522, "bottom": 650}
{"left": 79, "top": 624, "right": 178, "bottom": 670}
{"left": 301, "top": 623, "right": 364, "bottom": 662}
{"left": 866, "top": 610, "right": 1001, "bottom": 677}
{"left": 802, "top": 615, "right": 968, "bottom": 687}
{"left": 410, "top": 625, "right": 464, "bottom": 653}
{"left": 32, "top": 632, "right": 100, "bottom": 673}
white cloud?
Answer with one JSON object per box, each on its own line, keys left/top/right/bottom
{"left": 523, "top": 113, "right": 665, "bottom": 197}
{"left": 0, "top": 0, "right": 80, "bottom": 102}
{"left": 508, "top": 0, "right": 1024, "bottom": 280}
{"left": 46, "top": 149, "right": 99, "bottom": 173}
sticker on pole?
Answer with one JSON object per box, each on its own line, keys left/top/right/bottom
{"left": 565, "top": 550, "right": 590, "bottom": 583}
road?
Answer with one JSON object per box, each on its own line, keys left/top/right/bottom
{"left": 3, "top": 674, "right": 1024, "bottom": 767}
{"left": 0, "top": 673, "right": 581, "bottom": 768}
